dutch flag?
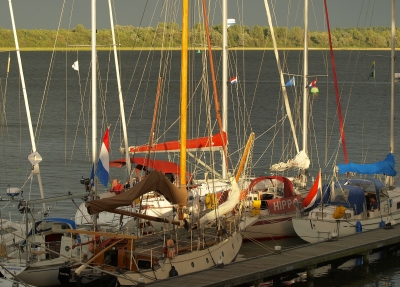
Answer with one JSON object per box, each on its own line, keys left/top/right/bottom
{"left": 97, "top": 128, "right": 110, "bottom": 187}
{"left": 302, "top": 171, "right": 321, "bottom": 210}
{"left": 230, "top": 76, "right": 237, "bottom": 84}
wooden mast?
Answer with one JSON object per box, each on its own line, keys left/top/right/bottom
{"left": 201, "top": 0, "right": 229, "bottom": 175}
{"left": 179, "top": 0, "right": 189, "bottom": 218}
{"left": 146, "top": 77, "right": 162, "bottom": 174}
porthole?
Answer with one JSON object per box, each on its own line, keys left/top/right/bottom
{"left": 191, "top": 262, "right": 194, "bottom": 268}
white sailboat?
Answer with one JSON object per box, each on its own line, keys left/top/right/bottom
{"left": 292, "top": 0, "right": 400, "bottom": 244}
{"left": 0, "top": 1, "right": 120, "bottom": 286}
{"left": 240, "top": 0, "right": 314, "bottom": 241}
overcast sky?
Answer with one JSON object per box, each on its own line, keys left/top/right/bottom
{"left": 0, "top": 1, "right": 397, "bottom": 32}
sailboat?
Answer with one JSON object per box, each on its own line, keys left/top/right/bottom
{"left": 57, "top": 1, "right": 247, "bottom": 285}
{"left": 239, "top": 0, "right": 316, "bottom": 241}
{"left": 0, "top": 1, "right": 124, "bottom": 286}
{"left": 291, "top": 0, "right": 400, "bottom": 244}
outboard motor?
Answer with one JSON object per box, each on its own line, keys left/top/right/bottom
{"left": 58, "top": 265, "right": 72, "bottom": 286}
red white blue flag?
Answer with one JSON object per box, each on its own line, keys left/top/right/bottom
{"left": 230, "top": 76, "right": 237, "bottom": 84}
{"left": 302, "top": 171, "right": 321, "bottom": 210}
{"left": 308, "top": 78, "right": 317, "bottom": 88}
{"left": 97, "top": 128, "right": 110, "bottom": 187}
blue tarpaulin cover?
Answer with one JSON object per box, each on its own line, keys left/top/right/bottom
{"left": 337, "top": 153, "right": 397, "bottom": 176}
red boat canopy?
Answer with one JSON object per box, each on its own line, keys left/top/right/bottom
{"left": 128, "top": 132, "right": 227, "bottom": 154}
{"left": 247, "top": 175, "right": 296, "bottom": 198}
{"left": 109, "top": 156, "right": 180, "bottom": 175}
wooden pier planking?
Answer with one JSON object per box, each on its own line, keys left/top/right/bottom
{"left": 145, "top": 226, "right": 400, "bottom": 286}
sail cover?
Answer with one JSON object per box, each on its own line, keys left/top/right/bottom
{"left": 199, "top": 177, "right": 240, "bottom": 226}
{"left": 86, "top": 170, "right": 187, "bottom": 215}
{"left": 336, "top": 153, "right": 397, "bottom": 176}
{"left": 109, "top": 156, "right": 180, "bottom": 174}
{"left": 128, "top": 132, "right": 227, "bottom": 153}
{"left": 270, "top": 150, "right": 310, "bottom": 172}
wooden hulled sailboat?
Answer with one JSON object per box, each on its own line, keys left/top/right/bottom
{"left": 58, "top": 1, "right": 247, "bottom": 286}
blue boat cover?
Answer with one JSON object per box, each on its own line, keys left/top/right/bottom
{"left": 337, "top": 153, "right": 397, "bottom": 176}
{"left": 306, "top": 178, "right": 383, "bottom": 215}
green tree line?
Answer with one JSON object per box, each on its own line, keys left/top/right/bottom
{"left": 0, "top": 23, "right": 398, "bottom": 49}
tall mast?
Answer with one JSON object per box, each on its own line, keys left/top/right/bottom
{"left": 91, "top": 0, "right": 98, "bottom": 226}
{"left": 302, "top": 0, "right": 309, "bottom": 154}
{"left": 222, "top": 0, "right": 228, "bottom": 179}
{"left": 107, "top": 0, "right": 132, "bottom": 186}
{"left": 390, "top": 0, "right": 395, "bottom": 188}
{"left": 263, "top": 0, "right": 300, "bottom": 154}
{"left": 8, "top": 0, "right": 46, "bottom": 212}
{"left": 180, "top": 0, "right": 188, "bottom": 188}
{"left": 323, "top": 0, "right": 348, "bottom": 164}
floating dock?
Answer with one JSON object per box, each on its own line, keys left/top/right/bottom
{"left": 145, "top": 226, "right": 400, "bottom": 286}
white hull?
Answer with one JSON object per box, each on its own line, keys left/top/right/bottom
{"left": 292, "top": 211, "right": 400, "bottom": 243}
{"left": 118, "top": 231, "right": 242, "bottom": 285}
{"left": 1, "top": 260, "right": 65, "bottom": 287}
{"left": 0, "top": 277, "right": 34, "bottom": 287}
{"left": 293, "top": 179, "right": 400, "bottom": 243}
{"left": 241, "top": 213, "right": 297, "bottom": 240}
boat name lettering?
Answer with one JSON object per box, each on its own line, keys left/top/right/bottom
{"left": 272, "top": 199, "right": 293, "bottom": 211}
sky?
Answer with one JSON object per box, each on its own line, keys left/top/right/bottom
{"left": 0, "top": 0, "right": 397, "bottom": 32}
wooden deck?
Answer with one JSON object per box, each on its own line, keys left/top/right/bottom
{"left": 145, "top": 225, "right": 400, "bottom": 286}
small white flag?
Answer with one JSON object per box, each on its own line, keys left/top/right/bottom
{"left": 72, "top": 61, "right": 79, "bottom": 71}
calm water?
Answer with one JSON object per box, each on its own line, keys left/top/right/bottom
{"left": 0, "top": 50, "right": 399, "bottom": 286}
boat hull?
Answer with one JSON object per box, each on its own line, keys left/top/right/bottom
{"left": 1, "top": 262, "right": 64, "bottom": 287}
{"left": 117, "top": 231, "right": 242, "bottom": 285}
{"left": 241, "top": 214, "right": 297, "bottom": 240}
{"left": 292, "top": 212, "right": 400, "bottom": 243}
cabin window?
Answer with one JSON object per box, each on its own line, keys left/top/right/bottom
{"left": 206, "top": 258, "right": 209, "bottom": 263}
{"left": 191, "top": 262, "right": 194, "bottom": 268}
{"left": 397, "top": 202, "right": 400, "bottom": 210}
{"left": 138, "top": 259, "right": 152, "bottom": 269}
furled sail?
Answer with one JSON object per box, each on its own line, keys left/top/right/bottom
{"left": 86, "top": 170, "right": 187, "bottom": 215}
{"left": 128, "top": 132, "right": 227, "bottom": 154}
{"left": 336, "top": 153, "right": 397, "bottom": 176}
{"left": 270, "top": 150, "right": 310, "bottom": 172}
{"left": 198, "top": 177, "right": 240, "bottom": 227}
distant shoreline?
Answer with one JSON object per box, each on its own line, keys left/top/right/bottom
{"left": 4, "top": 47, "right": 398, "bottom": 52}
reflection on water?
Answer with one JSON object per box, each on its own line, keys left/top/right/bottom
{"left": 239, "top": 238, "right": 400, "bottom": 287}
